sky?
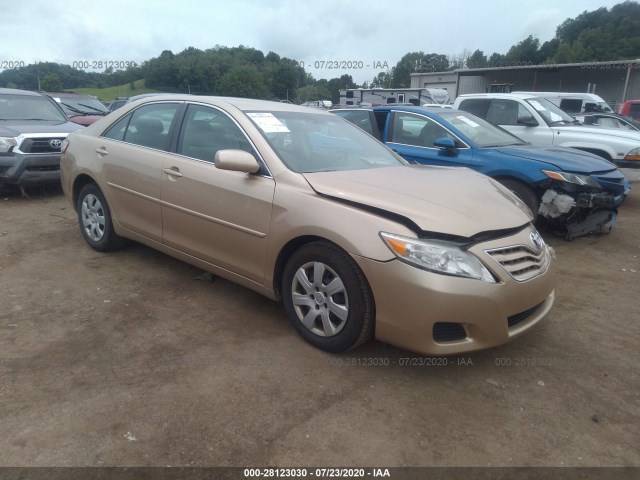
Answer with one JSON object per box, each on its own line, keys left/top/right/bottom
{"left": 0, "top": 0, "right": 622, "bottom": 84}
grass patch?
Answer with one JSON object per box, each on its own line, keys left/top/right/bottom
{"left": 68, "top": 79, "right": 163, "bottom": 102}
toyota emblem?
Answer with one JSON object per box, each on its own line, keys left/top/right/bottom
{"left": 529, "top": 231, "right": 544, "bottom": 252}
{"left": 49, "top": 139, "right": 63, "bottom": 149}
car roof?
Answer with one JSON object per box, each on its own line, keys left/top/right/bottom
{"left": 43, "top": 92, "right": 97, "bottom": 99}
{"left": 126, "top": 94, "right": 332, "bottom": 114}
{"left": 513, "top": 91, "right": 605, "bottom": 101}
{"left": 457, "top": 93, "right": 541, "bottom": 100}
{"left": 0, "top": 87, "right": 43, "bottom": 97}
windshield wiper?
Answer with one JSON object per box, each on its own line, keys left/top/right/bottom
{"left": 77, "top": 102, "right": 108, "bottom": 114}
{"left": 60, "top": 102, "right": 97, "bottom": 116}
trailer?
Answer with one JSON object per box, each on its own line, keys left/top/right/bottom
{"left": 339, "top": 88, "right": 449, "bottom": 107}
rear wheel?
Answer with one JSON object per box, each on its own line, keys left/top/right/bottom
{"left": 76, "top": 183, "right": 125, "bottom": 251}
{"left": 498, "top": 179, "right": 539, "bottom": 221}
{"left": 282, "top": 241, "right": 374, "bottom": 353}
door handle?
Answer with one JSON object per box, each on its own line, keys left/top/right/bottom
{"left": 95, "top": 147, "right": 108, "bottom": 156}
{"left": 163, "top": 167, "right": 183, "bottom": 178}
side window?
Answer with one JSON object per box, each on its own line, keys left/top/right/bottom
{"left": 120, "top": 103, "right": 179, "bottom": 150}
{"left": 390, "top": 113, "right": 452, "bottom": 148}
{"left": 458, "top": 98, "right": 490, "bottom": 118}
{"left": 334, "top": 110, "right": 374, "bottom": 135}
{"left": 560, "top": 98, "right": 583, "bottom": 113}
{"left": 103, "top": 113, "right": 132, "bottom": 141}
{"left": 177, "top": 104, "right": 255, "bottom": 163}
{"left": 515, "top": 103, "right": 536, "bottom": 124}
{"left": 486, "top": 99, "right": 520, "bottom": 125}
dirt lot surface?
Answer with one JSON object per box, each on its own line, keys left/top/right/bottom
{"left": 0, "top": 183, "right": 638, "bottom": 469}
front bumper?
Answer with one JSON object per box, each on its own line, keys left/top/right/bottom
{"left": 615, "top": 159, "right": 640, "bottom": 169}
{"left": 353, "top": 226, "right": 556, "bottom": 355}
{"left": 0, "top": 152, "right": 62, "bottom": 186}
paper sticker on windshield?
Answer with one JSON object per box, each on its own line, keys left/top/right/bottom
{"left": 528, "top": 100, "right": 546, "bottom": 111}
{"left": 457, "top": 116, "right": 480, "bottom": 127}
{"left": 247, "top": 112, "right": 290, "bottom": 133}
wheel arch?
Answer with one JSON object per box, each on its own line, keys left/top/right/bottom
{"left": 272, "top": 235, "right": 328, "bottom": 301}
{"left": 569, "top": 147, "right": 613, "bottom": 161}
{"left": 72, "top": 173, "right": 100, "bottom": 207}
{"left": 492, "top": 174, "right": 545, "bottom": 198}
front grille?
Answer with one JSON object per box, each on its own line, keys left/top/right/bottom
{"left": 508, "top": 302, "right": 544, "bottom": 328}
{"left": 18, "top": 137, "right": 64, "bottom": 154}
{"left": 433, "top": 322, "right": 467, "bottom": 342}
{"left": 485, "top": 245, "right": 548, "bottom": 282}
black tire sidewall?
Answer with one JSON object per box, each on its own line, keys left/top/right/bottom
{"left": 498, "top": 179, "right": 539, "bottom": 221}
{"left": 282, "top": 242, "right": 372, "bottom": 353}
{"left": 76, "top": 184, "right": 120, "bottom": 252}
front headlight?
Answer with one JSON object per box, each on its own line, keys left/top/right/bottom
{"left": 541, "top": 170, "right": 600, "bottom": 188}
{"left": 624, "top": 147, "right": 640, "bottom": 161}
{"left": 380, "top": 232, "right": 496, "bottom": 283}
{"left": 0, "top": 137, "right": 18, "bottom": 153}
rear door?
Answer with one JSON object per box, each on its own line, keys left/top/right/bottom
{"left": 160, "top": 103, "right": 275, "bottom": 283}
{"left": 98, "top": 102, "right": 181, "bottom": 242}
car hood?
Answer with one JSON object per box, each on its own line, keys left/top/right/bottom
{"left": 490, "top": 145, "right": 617, "bottom": 173}
{"left": 302, "top": 165, "right": 531, "bottom": 238}
{"left": 0, "top": 121, "right": 83, "bottom": 137}
{"left": 68, "top": 114, "right": 104, "bottom": 126}
{"left": 556, "top": 124, "right": 640, "bottom": 142}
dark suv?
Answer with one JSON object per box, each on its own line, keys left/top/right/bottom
{"left": 0, "top": 88, "right": 83, "bottom": 189}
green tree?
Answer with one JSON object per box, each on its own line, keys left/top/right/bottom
{"left": 40, "top": 73, "right": 62, "bottom": 91}
{"left": 467, "top": 49, "right": 488, "bottom": 69}
{"left": 217, "top": 66, "right": 268, "bottom": 98}
{"left": 504, "top": 35, "right": 542, "bottom": 65}
{"left": 393, "top": 52, "right": 449, "bottom": 87}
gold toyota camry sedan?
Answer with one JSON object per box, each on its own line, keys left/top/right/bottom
{"left": 60, "top": 95, "right": 555, "bottom": 355}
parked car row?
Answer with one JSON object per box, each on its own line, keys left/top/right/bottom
{"left": 0, "top": 87, "right": 634, "bottom": 357}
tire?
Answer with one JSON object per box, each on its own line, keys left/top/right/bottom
{"left": 76, "top": 183, "right": 125, "bottom": 252}
{"left": 498, "top": 179, "right": 540, "bottom": 221}
{"left": 282, "top": 241, "right": 374, "bottom": 353}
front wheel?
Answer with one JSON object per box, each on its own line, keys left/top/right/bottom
{"left": 282, "top": 241, "right": 374, "bottom": 353}
{"left": 498, "top": 179, "right": 540, "bottom": 221}
{"left": 76, "top": 183, "right": 125, "bottom": 251}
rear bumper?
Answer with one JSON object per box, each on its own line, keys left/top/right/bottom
{"left": 0, "top": 153, "right": 61, "bottom": 186}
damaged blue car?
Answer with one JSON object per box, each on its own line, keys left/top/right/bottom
{"left": 332, "top": 106, "right": 631, "bottom": 240}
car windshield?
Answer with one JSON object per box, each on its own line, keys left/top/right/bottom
{"left": 55, "top": 96, "right": 109, "bottom": 116}
{"left": 0, "top": 94, "right": 68, "bottom": 122}
{"left": 525, "top": 97, "right": 576, "bottom": 126}
{"left": 438, "top": 111, "right": 525, "bottom": 147}
{"left": 246, "top": 111, "right": 406, "bottom": 173}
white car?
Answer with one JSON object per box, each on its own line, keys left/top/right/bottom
{"left": 453, "top": 93, "right": 640, "bottom": 169}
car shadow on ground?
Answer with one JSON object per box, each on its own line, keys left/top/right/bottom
{"left": 1, "top": 184, "right": 64, "bottom": 200}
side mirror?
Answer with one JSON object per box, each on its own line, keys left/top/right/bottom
{"left": 214, "top": 149, "right": 260, "bottom": 173}
{"left": 517, "top": 116, "right": 538, "bottom": 127}
{"left": 434, "top": 137, "right": 457, "bottom": 150}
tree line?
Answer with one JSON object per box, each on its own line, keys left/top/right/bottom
{"left": 1, "top": 1, "right": 638, "bottom": 103}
